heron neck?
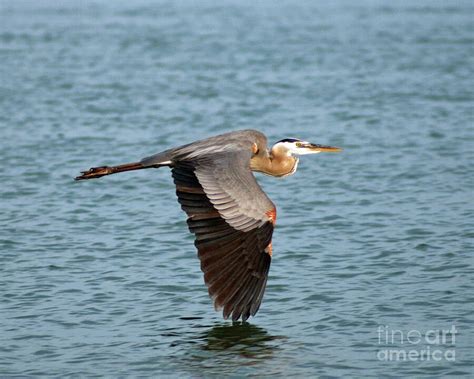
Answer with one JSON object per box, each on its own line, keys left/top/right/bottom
{"left": 251, "top": 150, "right": 298, "bottom": 177}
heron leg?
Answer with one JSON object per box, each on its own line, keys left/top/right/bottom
{"left": 75, "top": 161, "right": 154, "bottom": 181}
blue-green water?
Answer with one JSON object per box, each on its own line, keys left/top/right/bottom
{"left": 1, "top": 1, "right": 473, "bottom": 377}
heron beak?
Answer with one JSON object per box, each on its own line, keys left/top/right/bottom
{"left": 305, "top": 143, "right": 342, "bottom": 153}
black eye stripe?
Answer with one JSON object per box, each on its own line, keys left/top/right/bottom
{"left": 278, "top": 138, "right": 301, "bottom": 143}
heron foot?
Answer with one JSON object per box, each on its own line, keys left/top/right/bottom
{"left": 75, "top": 166, "right": 112, "bottom": 181}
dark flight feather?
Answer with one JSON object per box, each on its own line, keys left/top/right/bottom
{"left": 171, "top": 156, "right": 274, "bottom": 321}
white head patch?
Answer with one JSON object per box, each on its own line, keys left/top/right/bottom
{"left": 272, "top": 140, "right": 321, "bottom": 156}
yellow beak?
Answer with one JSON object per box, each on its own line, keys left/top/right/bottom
{"left": 306, "top": 143, "right": 342, "bottom": 153}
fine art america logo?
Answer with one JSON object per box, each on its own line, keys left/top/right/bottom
{"left": 377, "top": 325, "right": 457, "bottom": 362}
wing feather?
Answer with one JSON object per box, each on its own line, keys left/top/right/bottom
{"left": 169, "top": 139, "right": 275, "bottom": 321}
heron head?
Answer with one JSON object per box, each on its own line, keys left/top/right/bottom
{"left": 272, "top": 138, "right": 342, "bottom": 156}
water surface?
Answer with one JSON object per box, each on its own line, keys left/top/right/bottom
{"left": 1, "top": 1, "right": 473, "bottom": 377}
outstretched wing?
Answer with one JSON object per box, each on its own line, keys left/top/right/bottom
{"left": 171, "top": 150, "right": 276, "bottom": 321}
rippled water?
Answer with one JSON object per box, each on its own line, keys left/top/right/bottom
{"left": 1, "top": 1, "right": 473, "bottom": 377}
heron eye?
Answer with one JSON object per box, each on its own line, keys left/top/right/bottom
{"left": 296, "top": 142, "right": 302, "bottom": 147}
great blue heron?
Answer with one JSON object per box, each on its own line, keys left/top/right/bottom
{"left": 75, "top": 129, "right": 341, "bottom": 321}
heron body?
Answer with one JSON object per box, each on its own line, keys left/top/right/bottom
{"left": 76, "top": 129, "right": 341, "bottom": 321}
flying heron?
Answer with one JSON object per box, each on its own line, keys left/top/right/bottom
{"left": 75, "top": 129, "right": 341, "bottom": 321}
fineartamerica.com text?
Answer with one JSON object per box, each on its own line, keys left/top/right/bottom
{"left": 377, "top": 325, "right": 457, "bottom": 362}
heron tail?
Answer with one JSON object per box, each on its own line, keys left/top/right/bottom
{"left": 75, "top": 161, "right": 157, "bottom": 181}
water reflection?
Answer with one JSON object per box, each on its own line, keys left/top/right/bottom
{"left": 175, "top": 322, "right": 287, "bottom": 375}
{"left": 200, "top": 322, "right": 284, "bottom": 358}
